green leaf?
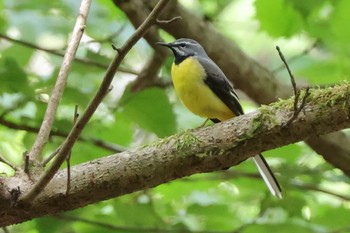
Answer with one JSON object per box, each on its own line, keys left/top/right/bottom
{"left": 83, "top": 111, "right": 134, "bottom": 147}
{"left": 295, "top": 59, "right": 346, "bottom": 85}
{"left": 264, "top": 144, "right": 303, "bottom": 164}
{"left": 288, "top": 0, "right": 327, "bottom": 18}
{"left": 61, "top": 86, "right": 91, "bottom": 107}
{"left": 187, "top": 204, "right": 238, "bottom": 230}
{"left": 0, "top": 58, "right": 34, "bottom": 96}
{"left": 330, "top": 0, "right": 350, "bottom": 43}
{"left": 244, "top": 223, "right": 313, "bottom": 233}
{"left": 255, "top": 0, "right": 304, "bottom": 37}
{"left": 35, "top": 217, "right": 69, "bottom": 233}
{"left": 153, "top": 175, "right": 216, "bottom": 202}
{"left": 1, "top": 44, "right": 34, "bottom": 67}
{"left": 312, "top": 205, "right": 350, "bottom": 229}
{"left": 112, "top": 202, "right": 164, "bottom": 227}
{"left": 120, "top": 88, "right": 176, "bottom": 137}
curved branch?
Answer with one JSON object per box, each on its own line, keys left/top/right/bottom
{"left": 0, "top": 33, "right": 137, "bottom": 75}
{"left": 19, "top": 0, "right": 172, "bottom": 204}
{"left": 28, "top": 0, "right": 92, "bottom": 162}
{"left": 1, "top": 84, "right": 350, "bottom": 226}
{"left": 0, "top": 117, "right": 125, "bottom": 153}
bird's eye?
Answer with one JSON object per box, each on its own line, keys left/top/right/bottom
{"left": 179, "top": 43, "right": 186, "bottom": 48}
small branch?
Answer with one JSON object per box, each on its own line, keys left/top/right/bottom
{"left": 0, "top": 33, "right": 137, "bottom": 75}
{"left": 66, "top": 105, "right": 79, "bottom": 195}
{"left": 23, "top": 152, "right": 29, "bottom": 174}
{"left": 0, "top": 117, "right": 124, "bottom": 153}
{"left": 42, "top": 146, "right": 61, "bottom": 166}
{"left": 27, "top": 0, "right": 92, "bottom": 162}
{"left": 20, "top": 0, "right": 172, "bottom": 204}
{"left": 131, "top": 46, "right": 169, "bottom": 92}
{"left": 276, "top": 46, "right": 310, "bottom": 127}
{"left": 186, "top": 171, "right": 350, "bottom": 202}
{"left": 84, "top": 24, "right": 127, "bottom": 44}
{"left": 276, "top": 46, "right": 298, "bottom": 97}
{"left": 292, "top": 181, "right": 350, "bottom": 202}
{"left": 0, "top": 153, "right": 17, "bottom": 171}
{"left": 273, "top": 40, "right": 319, "bottom": 73}
{"left": 54, "top": 214, "right": 233, "bottom": 233}
{"left": 156, "top": 16, "right": 182, "bottom": 25}
{"left": 285, "top": 87, "right": 310, "bottom": 126}
{"left": 111, "top": 44, "right": 120, "bottom": 52}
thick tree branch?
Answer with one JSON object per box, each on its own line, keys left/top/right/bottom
{"left": 1, "top": 84, "right": 350, "bottom": 226}
{"left": 113, "top": 0, "right": 350, "bottom": 176}
{"left": 28, "top": 0, "right": 92, "bottom": 162}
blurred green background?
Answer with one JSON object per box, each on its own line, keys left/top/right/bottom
{"left": 1, "top": 0, "right": 350, "bottom": 232}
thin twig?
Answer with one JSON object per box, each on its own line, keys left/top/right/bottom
{"left": 42, "top": 146, "right": 62, "bottom": 166}
{"left": 0, "top": 33, "right": 137, "bottom": 75}
{"left": 23, "top": 152, "right": 29, "bottom": 174}
{"left": 184, "top": 171, "right": 350, "bottom": 202}
{"left": 156, "top": 16, "right": 181, "bottom": 25}
{"left": 111, "top": 44, "right": 120, "bottom": 52}
{"left": 131, "top": 46, "right": 169, "bottom": 92}
{"left": 66, "top": 105, "right": 79, "bottom": 195}
{"left": 276, "top": 46, "right": 298, "bottom": 97}
{"left": 276, "top": 46, "right": 310, "bottom": 127}
{"left": 84, "top": 24, "right": 127, "bottom": 44}
{"left": 0, "top": 116, "right": 125, "bottom": 153}
{"left": 0, "top": 153, "right": 17, "bottom": 171}
{"left": 27, "top": 0, "right": 92, "bottom": 162}
{"left": 285, "top": 87, "right": 310, "bottom": 125}
{"left": 20, "top": 0, "right": 174, "bottom": 204}
{"left": 273, "top": 40, "right": 319, "bottom": 73}
{"left": 54, "top": 214, "right": 236, "bottom": 233}
{"left": 292, "top": 181, "right": 350, "bottom": 201}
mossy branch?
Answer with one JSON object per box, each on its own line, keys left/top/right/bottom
{"left": 1, "top": 83, "right": 350, "bottom": 226}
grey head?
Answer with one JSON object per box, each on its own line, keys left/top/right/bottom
{"left": 157, "top": 38, "right": 208, "bottom": 64}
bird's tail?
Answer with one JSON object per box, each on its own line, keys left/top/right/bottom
{"left": 253, "top": 154, "right": 282, "bottom": 199}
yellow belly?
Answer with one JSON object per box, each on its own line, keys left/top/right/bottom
{"left": 171, "top": 57, "right": 234, "bottom": 121}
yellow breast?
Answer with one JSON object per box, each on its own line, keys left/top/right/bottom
{"left": 171, "top": 57, "right": 234, "bottom": 121}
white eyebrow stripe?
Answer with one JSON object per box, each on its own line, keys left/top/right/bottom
{"left": 175, "top": 40, "right": 196, "bottom": 46}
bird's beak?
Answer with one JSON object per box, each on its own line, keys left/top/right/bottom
{"left": 156, "top": 41, "right": 172, "bottom": 48}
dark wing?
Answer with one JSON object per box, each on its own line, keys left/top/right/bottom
{"left": 197, "top": 56, "right": 244, "bottom": 117}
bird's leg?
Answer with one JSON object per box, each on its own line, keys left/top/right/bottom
{"left": 199, "top": 118, "right": 210, "bottom": 127}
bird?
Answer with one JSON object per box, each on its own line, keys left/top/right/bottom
{"left": 157, "top": 38, "right": 282, "bottom": 198}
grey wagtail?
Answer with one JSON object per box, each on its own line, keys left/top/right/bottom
{"left": 157, "top": 38, "right": 282, "bottom": 198}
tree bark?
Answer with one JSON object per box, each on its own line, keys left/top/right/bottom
{"left": 113, "top": 0, "right": 350, "bottom": 176}
{"left": 1, "top": 84, "right": 350, "bottom": 226}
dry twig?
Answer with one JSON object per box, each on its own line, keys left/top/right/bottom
{"left": 276, "top": 46, "right": 311, "bottom": 127}
{"left": 0, "top": 33, "right": 137, "bottom": 75}
{"left": 27, "top": 0, "right": 92, "bottom": 162}
{"left": 66, "top": 105, "right": 79, "bottom": 195}
{"left": 20, "top": 0, "right": 176, "bottom": 204}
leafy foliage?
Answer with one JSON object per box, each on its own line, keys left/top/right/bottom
{"left": 1, "top": 0, "right": 350, "bottom": 232}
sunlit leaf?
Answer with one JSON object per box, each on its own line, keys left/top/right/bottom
{"left": 120, "top": 88, "right": 177, "bottom": 137}
{"left": 255, "top": 0, "right": 304, "bottom": 37}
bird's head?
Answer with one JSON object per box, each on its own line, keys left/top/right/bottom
{"left": 157, "top": 38, "right": 207, "bottom": 64}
